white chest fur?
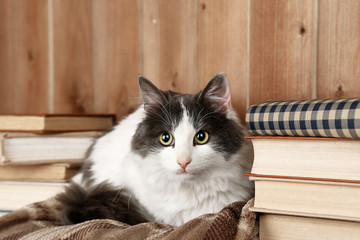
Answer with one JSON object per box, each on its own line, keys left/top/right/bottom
{"left": 123, "top": 158, "right": 253, "bottom": 226}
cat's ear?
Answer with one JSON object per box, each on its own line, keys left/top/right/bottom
{"left": 199, "top": 72, "right": 232, "bottom": 113}
{"left": 138, "top": 76, "right": 166, "bottom": 111}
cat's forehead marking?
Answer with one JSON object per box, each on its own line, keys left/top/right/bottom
{"left": 173, "top": 101, "right": 196, "bottom": 148}
{"left": 177, "top": 95, "right": 200, "bottom": 128}
{"left": 179, "top": 97, "right": 187, "bottom": 114}
{"left": 174, "top": 99, "right": 194, "bottom": 130}
{"left": 179, "top": 94, "right": 208, "bottom": 130}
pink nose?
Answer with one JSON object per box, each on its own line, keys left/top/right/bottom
{"left": 178, "top": 159, "right": 191, "bottom": 170}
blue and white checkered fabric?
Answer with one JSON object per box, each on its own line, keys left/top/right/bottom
{"left": 246, "top": 98, "right": 360, "bottom": 138}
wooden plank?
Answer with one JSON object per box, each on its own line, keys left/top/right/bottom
{"left": 249, "top": 0, "right": 316, "bottom": 105}
{"left": 317, "top": 0, "right": 360, "bottom": 99}
{"left": 142, "top": 0, "right": 197, "bottom": 94}
{"left": 13, "top": 0, "right": 49, "bottom": 113}
{"left": 197, "top": 0, "right": 249, "bottom": 121}
{"left": 0, "top": 0, "right": 14, "bottom": 113}
{"left": 92, "top": 0, "right": 140, "bottom": 118}
{"left": 53, "top": 0, "right": 93, "bottom": 113}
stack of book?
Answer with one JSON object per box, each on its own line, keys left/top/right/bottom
{"left": 245, "top": 98, "right": 360, "bottom": 240}
{"left": 0, "top": 114, "right": 115, "bottom": 216}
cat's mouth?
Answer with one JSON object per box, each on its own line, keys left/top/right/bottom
{"left": 175, "top": 168, "right": 197, "bottom": 177}
{"left": 176, "top": 169, "right": 189, "bottom": 175}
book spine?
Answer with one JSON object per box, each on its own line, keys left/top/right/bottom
{"left": 246, "top": 98, "right": 360, "bottom": 139}
{"left": 0, "top": 133, "right": 7, "bottom": 164}
{"left": 250, "top": 177, "right": 360, "bottom": 220}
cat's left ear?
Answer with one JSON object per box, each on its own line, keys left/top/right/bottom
{"left": 138, "top": 76, "right": 166, "bottom": 111}
{"left": 199, "top": 72, "right": 232, "bottom": 113}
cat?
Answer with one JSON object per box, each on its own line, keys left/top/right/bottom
{"left": 58, "top": 72, "right": 254, "bottom": 227}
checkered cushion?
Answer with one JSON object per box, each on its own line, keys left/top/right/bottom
{"left": 246, "top": 98, "right": 360, "bottom": 138}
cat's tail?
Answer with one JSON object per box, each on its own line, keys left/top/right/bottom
{"left": 56, "top": 181, "right": 149, "bottom": 225}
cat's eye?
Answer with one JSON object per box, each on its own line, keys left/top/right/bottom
{"left": 194, "top": 130, "right": 209, "bottom": 145}
{"left": 159, "top": 132, "right": 174, "bottom": 146}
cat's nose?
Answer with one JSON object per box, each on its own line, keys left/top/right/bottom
{"left": 177, "top": 158, "right": 191, "bottom": 171}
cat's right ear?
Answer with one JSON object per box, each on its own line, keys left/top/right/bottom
{"left": 138, "top": 76, "right": 166, "bottom": 111}
{"left": 199, "top": 72, "right": 232, "bottom": 113}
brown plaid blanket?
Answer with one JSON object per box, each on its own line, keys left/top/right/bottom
{"left": 0, "top": 196, "right": 258, "bottom": 240}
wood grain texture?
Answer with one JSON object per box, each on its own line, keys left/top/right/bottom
{"left": 0, "top": 0, "right": 14, "bottom": 113}
{"left": 93, "top": 0, "right": 140, "bottom": 119}
{"left": 249, "top": 0, "right": 316, "bottom": 105}
{"left": 317, "top": 0, "right": 360, "bottom": 99}
{"left": 53, "top": 0, "right": 93, "bottom": 113}
{"left": 142, "top": 0, "right": 197, "bottom": 94}
{"left": 2, "top": 0, "right": 360, "bottom": 117}
{"left": 13, "top": 0, "right": 49, "bottom": 113}
{"left": 197, "top": 0, "right": 249, "bottom": 121}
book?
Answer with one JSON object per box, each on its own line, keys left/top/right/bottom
{"left": 0, "top": 114, "right": 115, "bottom": 133}
{"left": 0, "top": 181, "right": 67, "bottom": 213}
{"left": 0, "top": 163, "right": 80, "bottom": 182}
{"left": 247, "top": 136, "right": 360, "bottom": 181}
{"left": 0, "top": 131, "right": 103, "bottom": 165}
{"left": 246, "top": 98, "right": 360, "bottom": 138}
{"left": 260, "top": 214, "right": 360, "bottom": 240}
{"left": 249, "top": 175, "right": 360, "bottom": 222}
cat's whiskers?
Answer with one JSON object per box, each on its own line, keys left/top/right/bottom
{"left": 159, "top": 105, "right": 173, "bottom": 127}
{"left": 158, "top": 101, "right": 174, "bottom": 127}
{"left": 195, "top": 108, "right": 205, "bottom": 123}
{"left": 147, "top": 110, "right": 172, "bottom": 130}
{"left": 199, "top": 113, "right": 226, "bottom": 129}
{"left": 204, "top": 115, "right": 225, "bottom": 123}
{"left": 196, "top": 110, "right": 222, "bottom": 130}
{"left": 197, "top": 111, "right": 215, "bottom": 125}
{"left": 112, "top": 189, "right": 122, "bottom": 203}
{"left": 145, "top": 91, "right": 170, "bottom": 110}
{"left": 144, "top": 93, "right": 174, "bottom": 128}
{"left": 127, "top": 193, "right": 133, "bottom": 210}
{"left": 168, "top": 104, "right": 174, "bottom": 127}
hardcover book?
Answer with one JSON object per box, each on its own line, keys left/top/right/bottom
{"left": 0, "top": 114, "right": 116, "bottom": 133}
{"left": 0, "top": 181, "right": 67, "bottom": 214}
{"left": 0, "top": 163, "right": 80, "bottom": 182}
{"left": 0, "top": 131, "right": 103, "bottom": 165}
{"left": 249, "top": 175, "right": 360, "bottom": 222}
{"left": 247, "top": 136, "right": 360, "bottom": 181}
{"left": 260, "top": 214, "right": 360, "bottom": 240}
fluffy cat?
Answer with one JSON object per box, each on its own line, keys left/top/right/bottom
{"left": 58, "top": 72, "right": 254, "bottom": 227}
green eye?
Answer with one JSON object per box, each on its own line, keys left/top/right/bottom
{"left": 194, "top": 130, "right": 209, "bottom": 145}
{"left": 159, "top": 132, "right": 174, "bottom": 146}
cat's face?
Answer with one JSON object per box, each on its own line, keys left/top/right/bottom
{"left": 131, "top": 73, "right": 246, "bottom": 180}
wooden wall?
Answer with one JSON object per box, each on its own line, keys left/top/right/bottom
{"left": 1, "top": 0, "right": 359, "bottom": 122}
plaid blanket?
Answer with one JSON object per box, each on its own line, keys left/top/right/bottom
{"left": 0, "top": 196, "right": 258, "bottom": 240}
{"left": 246, "top": 98, "right": 360, "bottom": 138}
